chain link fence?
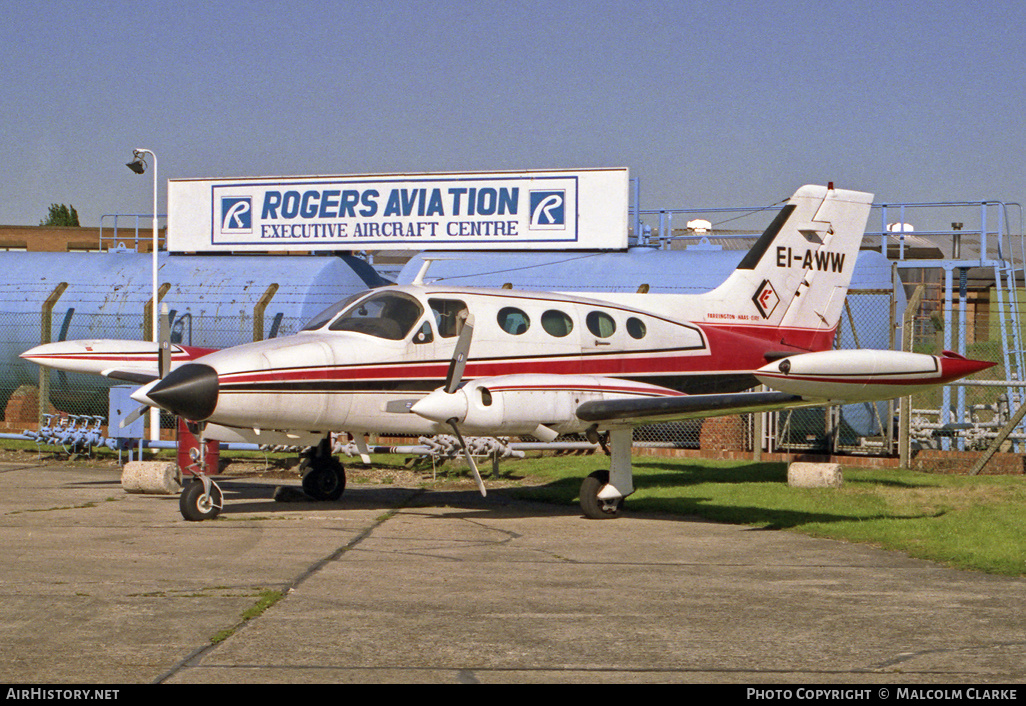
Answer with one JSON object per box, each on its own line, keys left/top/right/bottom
{"left": 902, "top": 277, "right": 1019, "bottom": 456}
{"left": 4, "top": 275, "right": 1018, "bottom": 464}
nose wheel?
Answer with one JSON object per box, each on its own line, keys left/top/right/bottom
{"left": 180, "top": 476, "right": 223, "bottom": 521}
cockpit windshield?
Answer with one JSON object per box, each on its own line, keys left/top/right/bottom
{"left": 327, "top": 291, "right": 424, "bottom": 340}
{"left": 301, "top": 292, "right": 369, "bottom": 332}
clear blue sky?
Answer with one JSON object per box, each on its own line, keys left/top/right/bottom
{"left": 2, "top": 0, "right": 1024, "bottom": 226}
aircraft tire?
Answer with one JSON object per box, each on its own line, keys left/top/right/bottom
{"left": 579, "top": 470, "right": 623, "bottom": 520}
{"left": 180, "top": 479, "right": 222, "bottom": 522}
{"left": 302, "top": 459, "right": 346, "bottom": 501}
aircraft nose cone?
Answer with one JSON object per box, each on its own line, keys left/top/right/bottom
{"left": 146, "top": 363, "right": 220, "bottom": 421}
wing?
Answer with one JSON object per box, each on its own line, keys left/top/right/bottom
{"left": 577, "top": 349, "right": 997, "bottom": 427}
{"left": 410, "top": 372, "right": 823, "bottom": 436}
{"left": 575, "top": 390, "right": 814, "bottom": 426}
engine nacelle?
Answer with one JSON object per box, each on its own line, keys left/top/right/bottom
{"left": 410, "top": 373, "right": 684, "bottom": 438}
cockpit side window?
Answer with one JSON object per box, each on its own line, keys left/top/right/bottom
{"left": 429, "top": 298, "right": 469, "bottom": 338}
{"left": 328, "top": 291, "right": 424, "bottom": 340}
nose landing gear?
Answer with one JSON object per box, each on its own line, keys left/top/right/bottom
{"left": 178, "top": 421, "right": 224, "bottom": 522}
{"left": 180, "top": 475, "right": 223, "bottom": 521}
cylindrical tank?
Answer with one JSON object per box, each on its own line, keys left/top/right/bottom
{"left": 0, "top": 251, "right": 388, "bottom": 414}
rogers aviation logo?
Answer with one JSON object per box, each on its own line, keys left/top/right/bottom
{"left": 529, "top": 190, "right": 565, "bottom": 230}
{"left": 220, "top": 196, "right": 253, "bottom": 234}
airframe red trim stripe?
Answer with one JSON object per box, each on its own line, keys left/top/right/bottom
{"left": 483, "top": 383, "right": 685, "bottom": 397}
{"left": 23, "top": 346, "right": 216, "bottom": 362}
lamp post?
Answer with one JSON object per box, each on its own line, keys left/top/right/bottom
{"left": 126, "top": 148, "right": 160, "bottom": 450}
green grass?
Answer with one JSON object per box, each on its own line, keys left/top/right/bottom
{"left": 211, "top": 589, "right": 284, "bottom": 644}
{"left": 504, "top": 455, "right": 1026, "bottom": 577}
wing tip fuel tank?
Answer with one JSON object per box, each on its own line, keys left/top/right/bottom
{"left": 755, "top": 349, "right": 995, "bottom": 401}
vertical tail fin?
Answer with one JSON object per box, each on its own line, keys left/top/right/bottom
{"left": 701, "top": 184, "right": 874, "bottom": 350}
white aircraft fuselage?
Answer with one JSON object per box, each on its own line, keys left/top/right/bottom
{"left": 151, "top": 283, "right": 817, "bottom": 439}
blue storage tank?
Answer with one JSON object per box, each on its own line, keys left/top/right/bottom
{"left": 0, "top": 251, "right": 389, "bottom": 414}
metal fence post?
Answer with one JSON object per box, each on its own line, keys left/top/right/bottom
{"left": 253, "top": 283, "right": 280, "bottom": 342}
{"left": 142, "top": 283, "right": 171, "bottom": 340}
{"left": 39, "top": 282, "right": 69, "bottom": 429}
{"left": 899, "top": 285, "right": 925, "bottom": 467}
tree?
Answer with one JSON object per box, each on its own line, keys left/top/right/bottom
{"left": 40, "top": 203, "right": 80, "bottom": 227}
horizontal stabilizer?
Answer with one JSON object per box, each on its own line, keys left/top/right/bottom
{"left": 20, "top": 339, "right": 216, "bottom": 378}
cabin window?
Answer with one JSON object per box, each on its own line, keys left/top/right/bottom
{"left": 626, "top": 317, "right": 647, "bottom": 339}
{"left": 586, "top": 311, "right": 616, "bottom": 338}
{"left": 429, "top": 298, "right": 469, "bottom": 338}
{"left": 541, "top": 310, "right": 574, "bottom": 338}
{"left": 328, "top": 291, "right": 424, "bottom": 340}
{"left": 497, "top": 307, "right": 530, "bottom": 335}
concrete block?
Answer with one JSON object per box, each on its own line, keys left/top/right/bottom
{"left": 121, "top": 461, "right": 182, "bottom": 495}
{"left": 787, "top": 461, "right": 843, "bottom": 488}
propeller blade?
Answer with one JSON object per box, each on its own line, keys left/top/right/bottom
{"left": 444, "top": 313, "right": 475, "bottom": 394}
{"left": 447, "top": 419, "right": 486, "bottom": 497}
{"left": 120, "top": 404, "right": 149, "bottom": 429}
{"left": 158, "top": 303, "right": 171, "bottom": 378}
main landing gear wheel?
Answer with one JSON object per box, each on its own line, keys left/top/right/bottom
{"left": 579, "top": 470, "right": 623, "bottom": 520}
{"left": 301, "top": 458, "right": 347, "bottom": 501}
{"left": 180, "top": 479, "right": 223, "bottom": 522}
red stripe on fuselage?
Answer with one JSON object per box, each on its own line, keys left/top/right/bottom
{"left": 214, "top": 323, "right": 827, "bottom": 389}
{"left": 484, "top": 383, "right": 685, "bottom": 397}
{"left": 25, "top": 345, "right": 216, "bottom": 363}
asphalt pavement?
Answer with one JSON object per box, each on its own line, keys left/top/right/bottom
{"left": 0, "top": 460, "right": 1024, "bottom": 684}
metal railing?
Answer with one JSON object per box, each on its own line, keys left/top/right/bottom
{"left": 98, "top": 213, "right": 167, "bottom": 251}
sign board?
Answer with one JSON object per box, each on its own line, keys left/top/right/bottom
{"left": 167, "top": 168, "right": 629, "bottom": 252}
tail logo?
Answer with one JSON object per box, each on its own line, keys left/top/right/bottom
{"left": 752, "top": 279, "right": 779, "bottom": 319}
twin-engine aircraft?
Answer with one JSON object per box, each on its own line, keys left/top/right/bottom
{"left": 22, "top": 185, "right": 993, "bottom": 521}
